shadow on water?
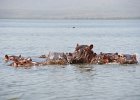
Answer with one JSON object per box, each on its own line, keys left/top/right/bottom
{"left": 71, "top": 64, "right": 95, "bottom": 73}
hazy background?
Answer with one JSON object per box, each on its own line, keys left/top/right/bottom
{"left": 0, "top": 0, "right": 140, "bottom": 19}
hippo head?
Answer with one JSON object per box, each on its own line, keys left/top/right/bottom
{"left": 75, "top": 44, "right": 93, "bottom": 51}
{"left": 9, "top": 56, "right": 33, "bottom": 67}
{"left": 70, "top": 44, "right": 94, "bottom": 64}
{"left": 4, "top": 54, "right": 22, "bottom": 62}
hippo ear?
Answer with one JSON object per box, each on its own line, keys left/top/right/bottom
{"left": 76, "top": 43, "right": 79, "bottom": 47}
{"left": 115, "top": 52, "right": 118, "bottom": 55}
{"left": 19, "top": 55, "right": 21, "bottom": 58}
{"left": 5, "top": 55, "right": 9, "bottom": 59}
{"left": 89, "top": 44, "right": 93, "bottom": 49}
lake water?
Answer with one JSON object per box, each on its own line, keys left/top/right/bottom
{"left": 0, "top": 19, "right": 140, "bottom": 100}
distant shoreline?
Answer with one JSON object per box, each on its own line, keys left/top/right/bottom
{"left": 0, "top": 17, "right": 140, "bottom": 20}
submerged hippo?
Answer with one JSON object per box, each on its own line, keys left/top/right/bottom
{"left": 46, "top": 52, "right": 68, "bottom": 65}
{"left": 4, "top": 55, "right": 41, "bottom": 67}
{"left": 39, "top": 54, "right": 48, "bottom": 58}
{"left": 4, "top": 54, "right": 21, "bottom": 62}
{"left": 93, "top": 52, "right": 119, "bottom": 64}
{"left": 9, "top": 57, "right": 40, "bottom": 67}
{"left": 118, "top": 54, "right": 138, "bottom": 64}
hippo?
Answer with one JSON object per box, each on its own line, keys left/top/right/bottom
{"left": 9, "top": 57, "right": 42, "bottom": 67}
{"left": 4, "top": 54, "right": 22, "bottom": 62}
{"left": 95, "top": 52, "right": 119, "bottom": 64}
{"left": 4, "top": 55, "right": 40, "bottom": 67}
{"left": 46, "top": 52, "right": 68, "bottom": 65}
{"left": 68, "top": 44, "right": 94, "bottom": 64}
{"left": 39, "top": 54, "right": 48, "bottom": 58}
{"left": 118, "top": 54, "right": 138, "bottom": 64}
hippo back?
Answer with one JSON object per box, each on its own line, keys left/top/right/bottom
{"left": 47, "top": 52, "right": 68, "bottom": 65}
{"left": 118, "top": 54, "right": 138, "bottom": 64}
{"left": 47, "top": 52, "right": 67, "bottom": 60}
